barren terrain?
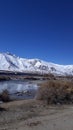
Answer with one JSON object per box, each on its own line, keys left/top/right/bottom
{"left": 0, "top": 99, "right": 73, "bottom": 130}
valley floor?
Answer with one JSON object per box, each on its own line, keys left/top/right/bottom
{"left": 0, "top": 99, "right": 73, "bottom": 130}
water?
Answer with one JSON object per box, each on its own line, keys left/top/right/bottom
{"left": 0, "top": 80, "right": 41, "bottom": 100}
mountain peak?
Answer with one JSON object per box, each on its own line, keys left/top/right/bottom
{"left": 0, "top": 52, "right": 73, "bottom": 76}
{"left": 6, "top": 52, "right": 16, "bottom": 57}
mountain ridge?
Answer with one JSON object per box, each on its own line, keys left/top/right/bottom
{"left": 0, "top": 52, "right": 73, "bottom": 76}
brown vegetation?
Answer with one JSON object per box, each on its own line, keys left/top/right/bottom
{"left": 36, "top": 80, "right": 73, "bottom": 104}
{"left": 0, "top": 89, "right": 11, "bottom": 102}
{"left": 0, "top": 76, "right": 10, "bottom": 81}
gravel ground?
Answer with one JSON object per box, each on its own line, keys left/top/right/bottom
{"left": 0, "top": 99, "right": 73, "bottom": 130}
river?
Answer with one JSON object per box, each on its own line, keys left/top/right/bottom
{"left": 0, "top": 80, "right": 43, "bottom": 100}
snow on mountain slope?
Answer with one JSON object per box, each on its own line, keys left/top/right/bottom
{"left": 0, "top": 52, "right": 73, "bottom": 76}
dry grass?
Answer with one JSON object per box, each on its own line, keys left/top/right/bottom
{"left": 36, "top": 80, "right": 73, "bottom": 104}
{"left": 0, "top": 76, "right": 10, "bottom": 81}
{"left": 0, "top": 89, "right": 11, "bottom": 102}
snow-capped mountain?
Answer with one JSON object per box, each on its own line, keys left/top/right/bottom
{"left": 0, "top": 52, "right": 73, "bottom": 76}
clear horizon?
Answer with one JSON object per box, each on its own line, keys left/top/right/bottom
{"left": 0, "top": 0, "right": 73, "bottom": 65}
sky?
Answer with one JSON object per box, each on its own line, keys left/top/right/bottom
{"left": 0, "top": 0, "right": 73, "bottom": 65}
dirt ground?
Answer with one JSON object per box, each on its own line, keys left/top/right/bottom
{"left": 0, "top": 99, "right": 73, "bottom": 130}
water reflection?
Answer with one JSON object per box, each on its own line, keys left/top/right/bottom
{"left": 0, "top": 80, "right": 39, "bottom": 100}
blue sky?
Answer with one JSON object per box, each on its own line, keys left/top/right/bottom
{"left": 0, "top": 0, "right": 73, "bottom": 64}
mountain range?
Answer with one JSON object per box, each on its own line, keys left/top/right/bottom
{"left": 0, "top": 52, "right": 73, "bottom": 76}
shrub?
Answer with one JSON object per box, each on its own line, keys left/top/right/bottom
{"left": 0, "top": 76, "right": 10, "bottom": 81}
{"left": 0, "top": 89, "right": 10, "bottom": 102}
{"left": 36, "top": 80, "right": 73, "bottom": 104}
{"left": 0, "top": 107, "right": 6, "bottom": 111}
